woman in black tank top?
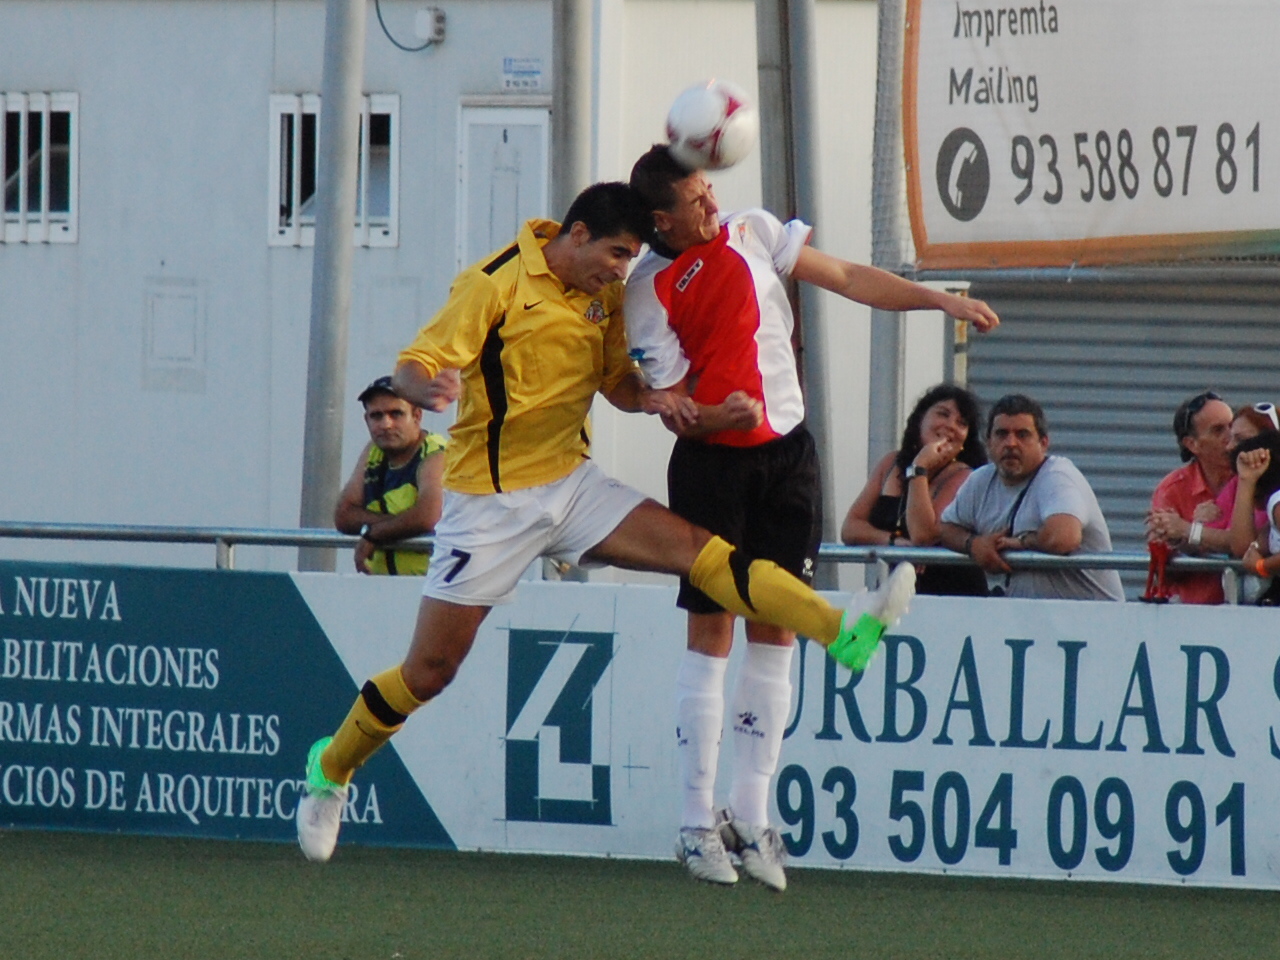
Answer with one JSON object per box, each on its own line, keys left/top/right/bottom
{"left": 842, "top": 384, "right": 988, "bottom": 596}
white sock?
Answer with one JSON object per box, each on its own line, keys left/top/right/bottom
{"left": 728, "top": 642, "right": 794, "bottom": 827}
{"left": 675, "top": 649, "right": 728, "bottom": 829}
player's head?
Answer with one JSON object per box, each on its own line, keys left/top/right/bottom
{"left": 560, "top": 181, "right": 650, "bottom": 245}
{"left": 896, "top": 383, "right": 986, "bottom": 472}
{"left": 358, "top": 376, "right": 422, "bottom": 456}
{"left": 629, "top": 144, "right": 720, "bottom": 252}
{"left": 549, "top": 182, "right": 648, "bottom": 295}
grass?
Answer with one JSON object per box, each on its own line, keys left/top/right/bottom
{"left": 3, "top": 829, "right": 1280, "bottom": 960}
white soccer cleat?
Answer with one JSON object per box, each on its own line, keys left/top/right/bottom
{"left": 676, "top": 825, "right": 739, "bottom": 885}
{"left": 719, "top": 809, "right": 787, "bottom": 892}
{"left": 828, "top": 563, "right": 916, "bottom": 671}
{"left": 873, "top": 561, "right": 916, "bottom": 629}
{"left": 296, "top": 736, "right": 347, "bottom": 863}
{"left": 297, "top": 788, "right": 347, "bottom": 863}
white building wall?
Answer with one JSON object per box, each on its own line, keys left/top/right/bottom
{"left": 0, "top": 0, "right": 941, "bottom": 582}
{"left": 0, "top": 0, "right": 553, "bottom": 569}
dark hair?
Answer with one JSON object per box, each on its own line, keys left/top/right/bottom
{"left": 560, "top": 181, "right": 651, "bottom": 243}
{"left": 986, "top": 393, "right": 1048, "bottom": 439}
{"left": 1232, "top": 433, "right": 1280, "bottom": 508}
{"left": 894, "top": 384, "right": 987, "bottom": 472}
{"left": 628, "top": 144, "right": 694, "bottom": 240}
{"left": 1173, "top": 390, "right": 1224, "bottom": 463}
{"left": 1232, "top": 402, "right": 1280, "bottom": 438}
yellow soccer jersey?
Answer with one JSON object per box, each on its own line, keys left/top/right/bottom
{"left": 399, "top": 219, "right": 636, "bottom": 494}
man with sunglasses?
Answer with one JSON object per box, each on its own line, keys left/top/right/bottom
{"left": 1147, "top": 390, "right": 1235, "bottom": 604}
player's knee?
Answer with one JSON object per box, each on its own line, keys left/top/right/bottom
{"left": 671, "top": 521, "right": 713, "bottom": 575}
{"left": 401, "top": 655, "right": 460, "bottom": 701}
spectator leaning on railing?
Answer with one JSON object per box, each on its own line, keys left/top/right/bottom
{"left": 1146, "top": 391, "right": 1236, "bottom": 604}
{"left": 1206, "top": 403, "right": 1279, "bottom": 559}
{"left": 1233, "top": 433, "right": 1280, "bottom": 605}
{"left": 937, "top": 393, "right": 1124, "bottom": 601}
{"left": 842, "top": 383, "right": 989, "bottom": 597}
{"left": 333, "top": 375, "right": 448, "bottom": 575}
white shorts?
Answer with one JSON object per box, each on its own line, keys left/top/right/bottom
{"left": 422, "top": 460, "right": 649, "bottom": 606}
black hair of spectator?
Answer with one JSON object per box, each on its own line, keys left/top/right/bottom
{"left": 985, "top": 393, "right": 1048, "bottom": 439}
{"left": 1172, "top": 389, "right": 1224, "bottom": 463}
{"left": 561, "top": 182, "right": 651, "bottom": 244}
{"left": 894, "top": 384, "right": 988, "bottom": 473}
{"left": 629, "top": 145, "right": 693, "bottom": 242}
{"left": 1231, "top": 433, "right": 1280, "bottom": 507}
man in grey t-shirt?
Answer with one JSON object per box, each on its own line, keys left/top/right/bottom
{"left": 939, "top": 394, "right": 1124, "bottom": 601}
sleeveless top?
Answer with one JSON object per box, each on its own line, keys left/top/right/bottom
{"left": 363, "top": 433, "right": 447, "bottom": 575}
{"left": 868, "top": 479, "right": 988, "bottom": 597}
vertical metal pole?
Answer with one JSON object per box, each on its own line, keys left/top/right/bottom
{"left": 298, "top": 0, "right": 367, "bottom": 572}
{"left": 758, "top": 0, "right": 835, "bottom": 586}
{"left": 868, "top": 0, "right": 907, "bottom": 467}
{"left": 551, "top": 0, "right": 592, "bottom": 216}
{"left": 755, "top": 0, "right": 793, "bottom": 217}
{"left": 787, "top": 0, "right": 836, "bottom": 586}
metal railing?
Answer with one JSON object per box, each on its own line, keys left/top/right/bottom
{"left": 0, "top": 521, "right": 1246, "bottom": 599}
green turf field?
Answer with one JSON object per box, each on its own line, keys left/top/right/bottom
{"left": 4, "top": 829, "right": 1279, "bottom": 960}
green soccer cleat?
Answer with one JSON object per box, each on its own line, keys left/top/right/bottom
{"left": 304, "top": 736, "right": 344, "bottom": 795}
{"left": 828, "top": 563, "right": 916, "bottom": 671}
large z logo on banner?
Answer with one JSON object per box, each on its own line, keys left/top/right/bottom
{"left": 505, "top": 629, "right": 612, "bottom": 824}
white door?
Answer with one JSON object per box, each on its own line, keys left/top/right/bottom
{"left": 456, "top": 106, "right": 550, "bottom": 270}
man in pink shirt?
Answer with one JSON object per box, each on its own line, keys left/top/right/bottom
{"left": 1147, "top": 390, "right": 1234, "bottom": 603}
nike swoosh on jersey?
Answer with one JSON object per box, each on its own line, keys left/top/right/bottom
{"left": 524, "top": 300, "right": 543, "bottom": 310}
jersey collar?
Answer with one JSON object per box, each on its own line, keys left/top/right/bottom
{"left": 518, "top": 219, "right": 563, "bottom": 286}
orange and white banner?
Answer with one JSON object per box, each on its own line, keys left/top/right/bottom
{"left": 904, "top": 0, "right": 1280, "bottom": 268}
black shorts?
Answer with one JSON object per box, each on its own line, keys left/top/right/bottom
{"left": 669, "top": 425, "right": 822, "bottom": 614}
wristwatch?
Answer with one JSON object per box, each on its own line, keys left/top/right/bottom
{"left": 359, "top": 523, "right": 373, "bottom": 542}
{"left": 904, "top": 464, "right": 928, "bottom": 481}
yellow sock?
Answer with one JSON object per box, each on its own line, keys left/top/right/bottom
{"left": 320, "top": 665, "right": 425, "bottom": 786}
{"left": 688, "top": 536, "right": 844, "bottom": 644}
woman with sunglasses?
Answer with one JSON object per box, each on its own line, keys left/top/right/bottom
{"left": 1204, "top": 402, "right": 1280, "bottom": 557}
{"left": 1233, "top": 432, "right": 1280, "bottom": 604}
{"left": 842, "top": 384, "right": 989, "bottom": 596}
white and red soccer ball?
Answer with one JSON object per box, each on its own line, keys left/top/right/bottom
{"left": 665, "top": 79, "right": 759, "bottom": 171}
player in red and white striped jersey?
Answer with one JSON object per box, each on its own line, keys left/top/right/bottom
{"left": 627, "top": 145, "right": 998, "bottom": 889}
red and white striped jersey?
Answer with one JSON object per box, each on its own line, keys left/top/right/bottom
{"left": 625, "top": 209, "right": 811, "bottom": 447}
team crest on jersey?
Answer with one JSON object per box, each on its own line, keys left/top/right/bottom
{"left": 675, "top": 258, "right": 704, "bottom": 292}
{"left": 736, "top": 221, "right": 751, "bottom": 245}
{"left": 584, "top": 300, "right": 606, "bottom": 324}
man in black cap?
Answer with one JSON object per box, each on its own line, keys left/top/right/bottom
{"left": 333, "top": 375, "right": 449, "bottom": 575}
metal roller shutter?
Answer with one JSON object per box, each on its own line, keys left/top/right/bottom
{"left": 965, "top": 282, "right": 1280, "bottom": 596}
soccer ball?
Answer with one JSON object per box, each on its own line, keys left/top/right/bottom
{"left": 665, "top": 79, "right": 759, "bottom": 172}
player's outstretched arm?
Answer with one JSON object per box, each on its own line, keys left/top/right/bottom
{"left": 791, "top": 247, "right": 999, "bottom": 332}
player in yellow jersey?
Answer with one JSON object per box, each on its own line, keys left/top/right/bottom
{"left": 295, "top": 182, "right": 917, "bottom": 863}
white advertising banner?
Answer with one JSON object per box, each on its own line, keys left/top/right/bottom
{"left": 904, "top": 0, "right": 1280, "bottom": 267}
{"left": 297, "top": 577, "right": 1280, "bottom": 890}
{"left": 6, "top": 558, "right": 1273, "bottom": 890}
